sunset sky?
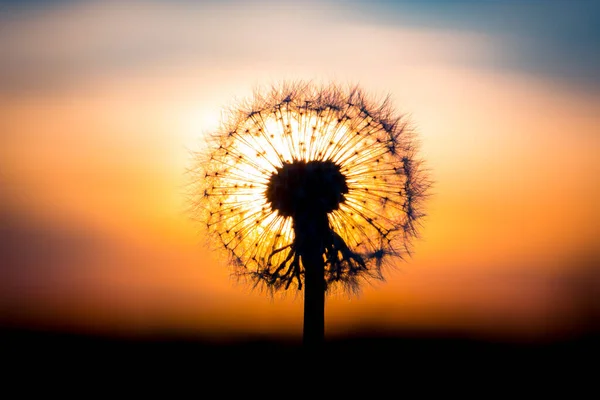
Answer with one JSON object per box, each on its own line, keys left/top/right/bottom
{"left": 1, "top": 0, "right": 598, "bottom": 343}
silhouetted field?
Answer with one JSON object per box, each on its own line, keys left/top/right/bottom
{"left": 2, "top": 327, "right": 596, "bottom": 372}
{"left": 1, "top": 328, "right": 597, "bottom": 394}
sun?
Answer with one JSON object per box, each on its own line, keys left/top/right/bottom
{"left": 190, "top": 81, "right": 428, "bottom": 294}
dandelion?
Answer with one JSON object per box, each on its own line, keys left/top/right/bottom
{"left": 189, "top": 81, "right": 429, "bottom": 346}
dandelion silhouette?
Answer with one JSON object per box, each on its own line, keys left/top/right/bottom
{"left": 190, "top": 81, "right": 429, "bottom": 346}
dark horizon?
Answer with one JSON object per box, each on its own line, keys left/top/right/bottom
{"left": 3, "top": 325, "right": 596, "bottom": 375}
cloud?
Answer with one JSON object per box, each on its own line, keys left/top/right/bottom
{"left": 0, "top": 0, "right": 498, "bottom": 93}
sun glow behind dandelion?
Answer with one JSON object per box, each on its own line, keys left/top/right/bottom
{"left": 192, "top": 82, "right": 428, "bottom": 294}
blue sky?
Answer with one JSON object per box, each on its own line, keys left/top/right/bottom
{"left": 360, "top": 0, "right": 600, "bottom": 89}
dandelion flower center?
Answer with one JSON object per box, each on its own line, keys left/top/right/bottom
{"left": 266, "top": 159, "right": 348, "bottom": 218}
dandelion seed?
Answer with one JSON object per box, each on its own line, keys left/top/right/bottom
{"left": 189, "top": 81, "right": 430, "bottom": 345}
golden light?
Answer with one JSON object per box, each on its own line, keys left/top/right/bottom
{"left": 191, "top": 82, "right": 428, "bottom": 295}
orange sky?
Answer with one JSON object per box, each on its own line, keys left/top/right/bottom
{"left": 1, "top": 1, "right": 598, "bottom": 342}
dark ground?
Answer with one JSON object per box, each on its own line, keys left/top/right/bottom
{"left": 1, "top": 328, "right": 597, "bottom": 397}
{"left": 2, "top": 327, "right": 596, "bottom": 377}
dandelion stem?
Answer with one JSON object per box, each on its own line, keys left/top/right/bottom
{"left": 296, "top": 213, "right": 329, "bottom": 347}
{"left": 302, "top": 245, "right": 325, "bottom": 347}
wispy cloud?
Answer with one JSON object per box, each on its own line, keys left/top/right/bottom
{"left": 0, "top": 0, "right": 500, "bottom": 93}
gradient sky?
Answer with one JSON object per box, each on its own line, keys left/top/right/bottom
{"left": 1, "top": 0, "right": 598, "bottom": 342}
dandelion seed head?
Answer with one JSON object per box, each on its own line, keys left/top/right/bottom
{"left": 190, "top": 81, "right": 429, "bottom": 295}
